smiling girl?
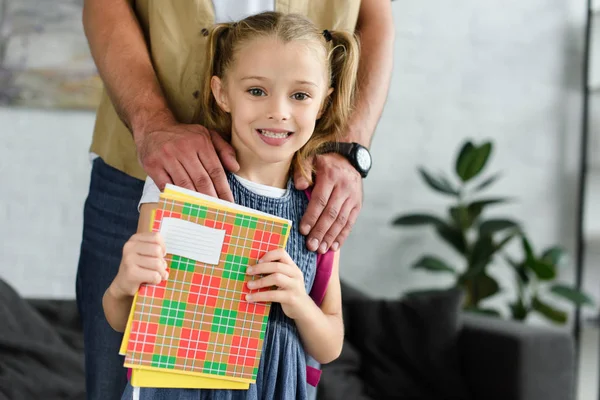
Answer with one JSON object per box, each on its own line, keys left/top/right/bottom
{"left": 103, "top": 11, "right": 359, "bottom": 400}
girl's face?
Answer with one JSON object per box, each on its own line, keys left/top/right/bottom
{"left": 211, "top": 36, "right": 332, "bottom": 168}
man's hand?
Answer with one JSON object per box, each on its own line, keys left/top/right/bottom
{"left": 294, "top": 153, "right": 363, "bottom": 254}
{"left": 135, "top": 121, "right": 240, "bottom": 202}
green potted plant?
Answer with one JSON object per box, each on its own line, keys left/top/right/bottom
{"left": 392, "top": 139, "right": 593, "bottom": 324}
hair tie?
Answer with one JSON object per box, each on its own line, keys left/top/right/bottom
{"left": 322, "top": 29, "right": 332, "bottom": 42}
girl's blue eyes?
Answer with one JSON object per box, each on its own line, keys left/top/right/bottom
{"left": 247, "top": 88, "right": 310, "bottom": 100}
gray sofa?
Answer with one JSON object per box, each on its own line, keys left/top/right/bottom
{"left": 0, "top": 277, "right": 575, "bottom": 400}
{"left": 317, "top": 281, "right": 576, "bottom": 400}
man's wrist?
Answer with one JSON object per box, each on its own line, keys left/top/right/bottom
{"left": 342, "top": 124, "right": 373, "bottom": 149}
{"left": 320, "top": 141, "right": 372, "bottom": 178}
{"left": 130, "top": 106, "right": 177, "bottom": 143}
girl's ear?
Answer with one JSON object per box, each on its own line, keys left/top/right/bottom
{"left": 211, "top": 76, "right": 231, "bottom": 113}
{"left": 317, "top": 87, "right": 335, "bottom": 119}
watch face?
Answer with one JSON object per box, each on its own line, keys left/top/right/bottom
{"left": 356, "top": 147, "right": 372, "bottom": 172}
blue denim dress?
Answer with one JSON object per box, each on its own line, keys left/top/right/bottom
{"left": 121, "top": 174, "right": 317, "bottom": 400}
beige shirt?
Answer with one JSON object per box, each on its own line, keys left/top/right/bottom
{"left": 89, "top": 0, "right": 361, "bottom": 181}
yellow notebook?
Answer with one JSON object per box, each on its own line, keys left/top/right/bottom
{"left": 120, "top": 184, "right": 291, "bottom": 389}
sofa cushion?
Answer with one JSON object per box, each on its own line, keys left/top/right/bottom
{"left": 341, "top": 283, "right": 471, "bottom": 400}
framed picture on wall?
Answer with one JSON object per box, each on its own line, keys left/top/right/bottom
{"left": 0, "top": 0, "right": 102, "bottom": 110}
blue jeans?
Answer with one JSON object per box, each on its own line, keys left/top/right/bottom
{"left": 76, "top": 157, "right": 145, "bottom": 400}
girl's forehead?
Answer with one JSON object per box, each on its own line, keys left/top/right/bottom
{"left": 230, "top": 36, "right": 328, "bottom": 81}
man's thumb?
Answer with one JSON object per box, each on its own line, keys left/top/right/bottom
{"left": 211, "top": 130, "right": 240, "bottom": 172}
{"left": 293, "top": 156, "right": 313, "bottom": 190}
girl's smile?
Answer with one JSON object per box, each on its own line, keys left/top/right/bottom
{"left": 256, "top": 128, "right": 294, "bottom": 146}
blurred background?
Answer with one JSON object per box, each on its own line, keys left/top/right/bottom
{"left": 1, "top": 0, "right": 600, "bottom": 399}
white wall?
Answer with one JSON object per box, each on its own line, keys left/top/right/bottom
{"left": 339, "top": 0, "right": 596, "bottom": 322}
{"left": 0, "top": 1, "right": 598, "bottom": 328}
{"left": 0, "top": 107, "right": 94, "bottom": 298}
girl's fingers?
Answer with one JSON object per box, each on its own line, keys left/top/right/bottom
{"left": 133, "top": 254, "right": 168, "bottom": 279}
{"left": 133, "top": 242, "right": 165, "bottom": 258}
{"left": 137, "top": 268, "right": 165, "bottom": 286}
{"left": 246, "top": 289, "right": 289, "bottom": 304}
{"left": 134, "top": 232, "right": 166, "bottom": 254}
{"left": 247, "top": 272, "right": 292, "bottom": 290}
{"left": 247, "top": 262, "right": 298, "bottom": 279}
{"left": 121, "top": 266, "right": 164, "bottom": 292}
{"left": 258, "top": 248, "right": 294, "bottom": 265}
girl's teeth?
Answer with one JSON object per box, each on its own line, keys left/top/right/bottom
{"left": 260, "top": 130, "right": 289, "bottom": 138}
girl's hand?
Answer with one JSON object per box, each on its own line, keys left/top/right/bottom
{"left": 109, "top": 232, "right": 169, "bottom": 299}
{"left": 245, "top": 248, "right": 310, "bottom": 320}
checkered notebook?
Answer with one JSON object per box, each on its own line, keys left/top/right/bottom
{"left": 121, "top": 184, "right": 291, "bottom": 385}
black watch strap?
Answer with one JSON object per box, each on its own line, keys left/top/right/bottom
{"left": 319, "top": 142, "right": 354, "bottom": 156}
{"left": 319, "top": 142, "right": 371, "bottom": 178}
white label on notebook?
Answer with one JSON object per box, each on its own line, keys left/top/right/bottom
{"left": 159, "top": 217, "right": 226, "bottom": 265}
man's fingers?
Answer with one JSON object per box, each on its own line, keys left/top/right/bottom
{"left": 335, "top": 206, "right": 360, "bottom": 250}
{"left": 320, "top": 197, "right": 354, "bottom": 253}
{"left": 300, "top": 180, "right": 334, "bottom": 242}
{"left": 164, "top": 159, "right": 196, "bottom": 191}
{"left": 148, "top": 169, "right": 173, "bottom": 192}
{"left": 211, "top": 130, "right": 240, "bottom": 173}
{"left": 293, "top": 156, "right": 313, "bottom": 191}
{"left": 176, "top": 146, "right": 219, "bottom": 196}
{"left": 307, "top": 187, "right": 347, "bottom": 254}
{"left": 198, "top": 151, "right": 234, "bottom": 202}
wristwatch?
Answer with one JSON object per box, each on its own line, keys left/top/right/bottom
{"left": 320, "top": 142, "right": 372, "bottom": 178}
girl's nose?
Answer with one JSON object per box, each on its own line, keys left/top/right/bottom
{"left": 267, "top": 97, "right": 290, "bottom": 121}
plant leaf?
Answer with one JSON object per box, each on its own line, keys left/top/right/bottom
{"left": 418, "top": 167, "right": 459, "bottom": 196}
{"left": 412, "top": 256, "right": 457, "bottom": 274}
{"left": 495, "top": 232, "right": 517, "bottom": 251}
{"left": 541, "top": 246, "right": 567, "bottom": 267}
{"left": 456, "top": 141, "right": 493, "bottom": 183}
{"left": 550, "top": 284, "right": 594, "bottom": 306}
{"left": 532, "top": 296, "right": 568, "bottom": 324}
{"left": 526, "top": 259, "right": 556, "bottom": 281}
{"left": 504, "top": 255, "right": 530, "bottom": 285}
{"left": 473, "top": 172, "right": 502, "bottom": 192}
{"left": 449, "top": 206, "right": 470, "bottom": 230}
{"left": 392, "top": 214, "right": 445, "bottom": 226}
{"left": 459, "top": 259, "right": 487, "bottom": 282}
{"left": 476, "top": 274, "right": 500, "bottom": 300}
{"left": 479, "top": 219, "right": 520, "bottom": 236}
{"left": 467, "top": 198, "right": 510, "bottom": 222}
{"left": 465, "top": 306, "right": 502, "bottom": 317}
{"left": 521, "top": 236, "right": 535, "bottom": 261}
{"left": 435, "top": 223, "right": 467, "bottom": 255}
{"left": 469, "top": 234, "right": 495, "bottom": 268}
{"left": 439, "top": 174, "right": 459, "bottom": 195}
{"left": 464, "top": 274, "right": 500, "bottom": 305}
{"left": 509, "top": 301, "right": 528, "bottom": 321}
{"left": 455, "top": 140, "right": 475, "bottom": 181}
